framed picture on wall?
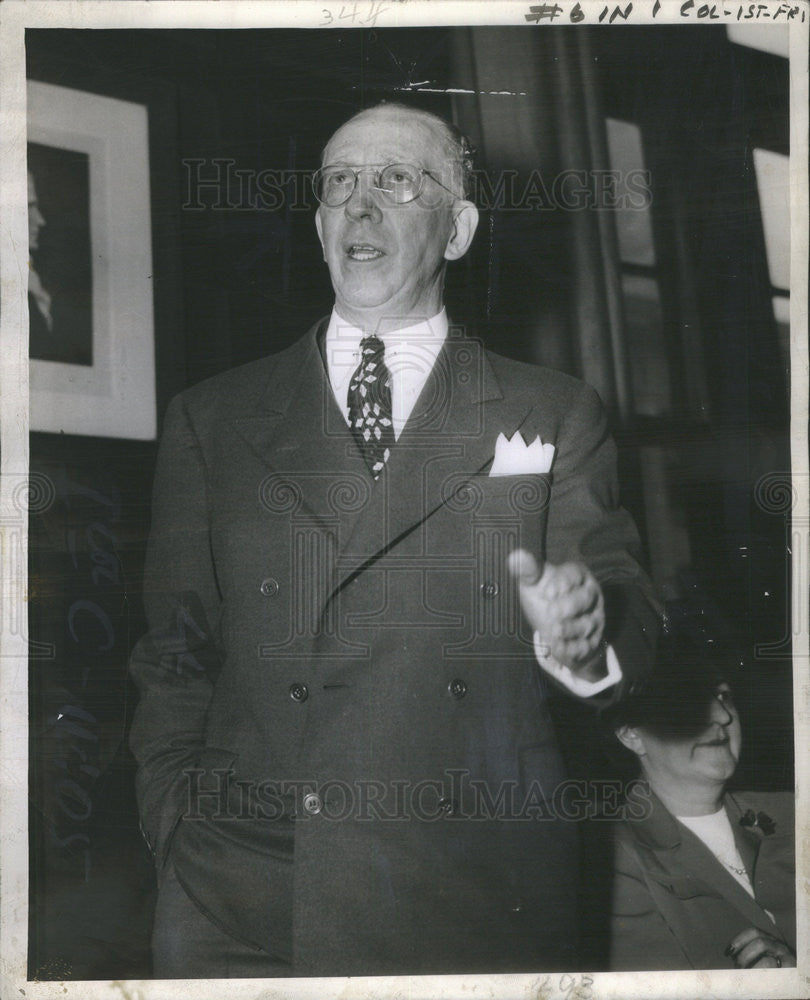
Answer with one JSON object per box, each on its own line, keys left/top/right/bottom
{"left": 27, "top": 80, "right": 156, "bottom": 440}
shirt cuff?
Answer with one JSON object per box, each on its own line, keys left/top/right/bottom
{"left": 533, "top": 634, "right": 623, "bottom": 697}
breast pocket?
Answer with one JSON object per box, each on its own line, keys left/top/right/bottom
{"left": 470, "top": 475, "right": 552, "bottom": 609}
{"left": 474, "top": 473, "right": 552, "bottom": 556}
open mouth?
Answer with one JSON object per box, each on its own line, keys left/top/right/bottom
{"left": 346, "top": 244, "right": 385, "bottom": 262}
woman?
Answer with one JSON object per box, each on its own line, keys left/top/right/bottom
{"left": 607, "top": 655, "right": 795, "bottom": 970}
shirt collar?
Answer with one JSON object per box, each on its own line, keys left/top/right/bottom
{"left": 325, "top": 307, "right": 448, "bottom": 348}
{"left": 324, "top": 307, "right": 448, "bottom": 395}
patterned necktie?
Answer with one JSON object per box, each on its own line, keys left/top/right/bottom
{"left": 347, "top": 335, "right": 395, "bottom": 480}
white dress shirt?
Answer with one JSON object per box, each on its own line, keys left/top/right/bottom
{"left": 323, "top": 307, "right": 621, "bottom": 698}
{"left": 324, "top": 308, "right": 448, "bottom": 440}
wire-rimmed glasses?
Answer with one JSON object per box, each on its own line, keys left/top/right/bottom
{"left": 312, "top": 162, "right": 457, "bottom": 207}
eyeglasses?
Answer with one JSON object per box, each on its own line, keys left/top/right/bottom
{"left": 312, "top": 162, "right": 457, "bottom": 207}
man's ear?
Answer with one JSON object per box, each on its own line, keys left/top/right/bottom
{"left": 444, "top": 201, "right": 479, "bottom": 262}
{"left": 315, "top": 208, "right": 326, "bottom": 259}
{"left": 615, "top": 725, "right": 646, "bottom": 757}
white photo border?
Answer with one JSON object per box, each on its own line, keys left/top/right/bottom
{"left": 1, "top": 3, "right": 807, "bottom": 999}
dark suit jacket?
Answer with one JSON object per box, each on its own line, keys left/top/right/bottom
{"left": 129, "top": 318, "right": 659, "bottom": 975}
{"left": 610, "top": 786, "right": 796, "bottom": 970}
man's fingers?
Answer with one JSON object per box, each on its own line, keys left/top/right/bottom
{"left": 550, "top": 637, "right": 592, "bottom": 663}
{"left": 508, "top": 557, "right": 605, "bottom": 669}
{"left": 553, "top": 614, "right": 604, "bottom": 643}
{"left": 552, "top": 581, "right": 601, "bottom": 621}
{"left": 507, "top": 549, "right": 544, "bottom": 588}
{"left": 537, "top": 562, "right": 585, "bottom": 600}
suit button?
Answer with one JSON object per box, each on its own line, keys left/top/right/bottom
{"left": 480, "top": 580, "right": 499, "bottom": 599}
{"left": 509, "top": 896, "right": 526, "bottom": 915}
{"left": 303, "top": 792, "right": 322, "bottom": 815}
{"left": 437, "top": 796, "right": 458, "bottom": 817}
{"left": 448, "top": 678, "right": 467, "bottom": 699}
{"left": 260, "top": 577, "right": 279, "bottom": 597}
{"left": 289, "top": 682, "right": 309, "bottom": 702}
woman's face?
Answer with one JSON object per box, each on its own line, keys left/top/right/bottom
{"left": 635, "top": 684, "right": 742, "bottom": 795}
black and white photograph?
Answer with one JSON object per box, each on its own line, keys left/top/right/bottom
{"left": 0, "top": 2, "right": 806, "bottom": 998}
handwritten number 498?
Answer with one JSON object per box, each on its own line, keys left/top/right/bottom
{"left": 560, "top": 975, "right": 594, "bottom": 1000}
{"left": 531, "top": 975, "right": 594, "bottom": 1000}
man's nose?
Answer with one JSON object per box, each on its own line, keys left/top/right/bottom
{"left": 344, "top": 173, "right": 383, "bottom": 223}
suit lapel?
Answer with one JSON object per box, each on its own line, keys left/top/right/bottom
{"left": 635, "top": 787, "right": 781, "bottom": 935}
{"left": 229, "top": 319, "right": 373, "bottom": 540}
{"left": 726, "top": 793, "right": 796, "bottom": 942}
{"left": 673, "top": 827, "right": 771, "bottom": 929}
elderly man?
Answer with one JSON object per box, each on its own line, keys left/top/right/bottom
{"left": 130, "top": 102, "right": 659, "bottom": 978}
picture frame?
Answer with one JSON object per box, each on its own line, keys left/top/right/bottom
{"left": 27, "top": 80, "right": 156, "bottom": 440}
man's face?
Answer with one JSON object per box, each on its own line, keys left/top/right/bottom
{"left": 28, "top": 172, "right": 45, "bottom": 253}
{"left": 637, "top": 684, "right": 742, "bottom": 793}
{"left": 315, "top": 108, "right": 470, "bottom": 331}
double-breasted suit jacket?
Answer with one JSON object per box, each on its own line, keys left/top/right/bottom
{"left": 610, "top": 787, "right": 796, "bottom": 970}
{"left": 129, "top": 318, "right": 659, "bottom": 975}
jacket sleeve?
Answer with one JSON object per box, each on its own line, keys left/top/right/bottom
{"left": 128, "top": 392, "right": 221, "bottom": 869}
{"left": 542, "top": 381, "right": 661, "bottom": 701}
{"left": 610, "top": 839, "right": 690, "bottom": 971}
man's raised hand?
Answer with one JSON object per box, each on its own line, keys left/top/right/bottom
{"left": 507, "top": 549, "right": 605, "bottom": 677}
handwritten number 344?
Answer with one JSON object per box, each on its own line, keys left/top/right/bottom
{"left": 321, "top": 2, "right": 390, "bottom": 26}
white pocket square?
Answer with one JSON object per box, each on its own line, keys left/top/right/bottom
{"left": 489, "top": 431, "right": 555, "bottom": 476}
